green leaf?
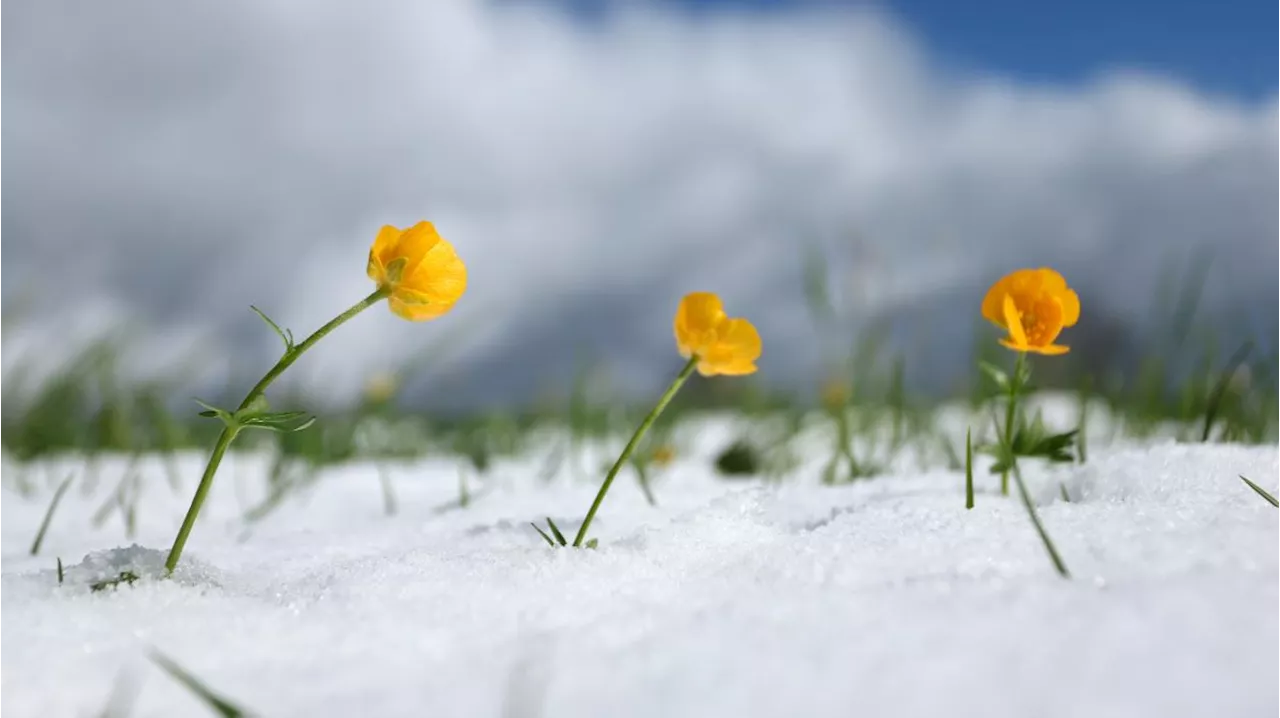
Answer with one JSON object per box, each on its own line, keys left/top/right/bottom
{"left": 90, "top": 571, "right": 140, "bottom": 593}
{"left": 193, "top": 399, "right": 237, "bottom": 428}
{"left": 1027, "top": 430, "right": 1078, "bottom": 460}
{"left": 978, "top": 361, "right": 1009, "bottom": 391}
{"left": 249, "top": 305, "right": 294, "bottom": 352}
{"left": 237, "top": 411, "right": 317, "bottom": 434}
{"left": 1014, "top": 356, "right": 1033, "bottom": 387}
{"left": 240, "top": 394, "right": 270, "bottom": 417}
{"left": 584, "top": 538, "right": 599, "bottom": 549}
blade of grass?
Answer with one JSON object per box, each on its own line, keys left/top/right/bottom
{"left": 1201, "top": 341, "right": 1253, "bottom": 442}
{"left": 530, "top": 522, "right": 557, "bottom": 547}
{"left": 30, "top": 472, "right": 76, "bottom": 555}
{"left": 1239, "top": 475, "right": 1279, "bottom": 508}
{"left": 964, "top": 428, "right": 974, "bottom": 510}
{"left": 376, "top": 463, "right": 398, "bottom": 517}
{"left": 150, "top": 650, "right": 252, "bottom": 718}
{"left": 96, "top": 668, "right": 141, "bottom": 718}
{"left": 545, "top": 518, "right": 568, "bottom": 546}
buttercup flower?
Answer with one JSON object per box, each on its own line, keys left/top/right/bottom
{"left": 821, "top": 377, "right": 851, "bottom": 410}
{"left": 363, "top": 371, "right": 400, "bottom": 405}
{"left": 981, "top": 268, "right": 1080, "bottom": 355}
{"left": 673, "top": 292, "right": 762, "bottom": 376}
{"left": 651, "top": 445, "right": 676, "bottom": 468}
{"left": 367, "top": 221, "right": 467, "bottom": 321}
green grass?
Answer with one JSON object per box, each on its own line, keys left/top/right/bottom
{"left": 150, "top": 651, "right": 254, "bottom": 717}
{"left": 29, "top": 472, "right": 75, "bottom": 555}
{"left": 1239, "top": 475, "right": 1279, "bottom": 508}
{"left": 0, "top": 248, "right": 1273, "bottom": 526}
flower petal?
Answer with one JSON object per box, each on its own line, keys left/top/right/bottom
{"left": 1029, "top": 343, "right": 1070, "bottom": 355}
{"left": 998, "top": 337, "right": 1029, "bottom": 352}
{"left": 388, "top": 295, "right": 450, "bottom": 322}
{"left": 367, "top": 225, "right": 402, "bottom": 282}
{"left": 1036, "top": 267, "right": 1068, "bottom": 293}
{"left": 399, "top": 236, "right": 468, "bottom": 307}
{"left": 1001, "top": 294, "right": 1028, "bottom": 348}
{"left": 980, "top": 275, "right": 1013, "bottom": 327}
{"left": 1057, "top": 288, "right": 1080, "bottom": 327}
{"left": 383, "top": 221, "right": 443, "bottom": 277}
{"left": 692, "top": 318, "right": 761, "bottom": 376}
{"left": 674, "top": 292, "right": 726, "bottom": 358}
{"left": 718, "top": 317, "right": 761, "bottom": 362}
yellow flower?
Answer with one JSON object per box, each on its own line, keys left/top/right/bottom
{"left": 821, "top": 377, "right": 850, "bottom": 409}
{"left": 651, "top": 445, "right": 676, "bottom": 467}
{"left": 363, "top": 371, "right": 399, "bottom": 404}
{"left": 981, "top": 268, "right": 1080, "bottom": 355}
{"left": 367, "top": 221, "right": 467, "bottom": 321}
{"left": 673, "top": 292, "right": 761, "bottom": 376}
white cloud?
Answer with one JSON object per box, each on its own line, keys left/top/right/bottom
{"left": 3, "top": 0, "right": 1275, "bottom": 406}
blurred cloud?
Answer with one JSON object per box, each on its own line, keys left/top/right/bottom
{"left": 3, "top": 0, "right": 1276, "bottom": 408}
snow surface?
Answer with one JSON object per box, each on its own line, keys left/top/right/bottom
{"left": 2, "top": 418, "right": 1277, "bottom": 718}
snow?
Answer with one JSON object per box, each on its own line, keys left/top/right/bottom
{"left": 2, "top": 416, "right": 1277, "bottom": 718}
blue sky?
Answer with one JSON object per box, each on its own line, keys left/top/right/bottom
{"left": 564, "top": 0, "right": 1277, "bottom": 99}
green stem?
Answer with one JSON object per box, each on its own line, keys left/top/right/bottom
{"left": 1000, "top": 352, "right": 1026, "bottom": 496}
{"left": 573, "top": 356, "right": 698, "bottom": 547}
{"left": 1011, "top": 464, "right": 1071, "bottom": 578}
{"left": 165, "top": 288, "right": 388, "bottom": 573}
{"left": 236, "top": 289, "right": 388, "bottom": 412}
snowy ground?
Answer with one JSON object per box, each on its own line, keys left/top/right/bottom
{"left": 2, "top": 415, "right": 1277, "bottom": 718}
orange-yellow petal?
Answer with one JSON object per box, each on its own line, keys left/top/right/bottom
{"left": 368, "top": 222, "right": 468, "bottom": 321}
{"left": 981, "top": 275, "right": 1014, "bottom": 326}
{"left": 367, "top": 225, "right": 403, "bottom": 282}
{"left": 1026, "top": 343, "right": 1070, "bottom": 356}
{"left": 719, "top": 317, "right": 761, "bottom": 360}
{"left": 674, "top": 292, "right": 727, "bottom": 358}
{"left": 378, "top": 221, "right": 442, "bottom": 279}
{"left": 388, "top": 296, "right": 446, "bottom": 322}
{"left": 399, "top": 237, "right": 467, "bottom": 298}
{"left": 370, "top": 225, "right": 402, "bottom": 262}
{"left": 1001, "top": 294, "right": 1028, "bottom": 348}
{"left": 1057, "top": 288, "right": 1080, "bottom": 327}
{"left": 693, "top": 318, "right": 760, "bottom": 376}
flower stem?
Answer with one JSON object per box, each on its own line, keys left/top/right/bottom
{"left": 1011, "top": 463, "right": 1070, "bottom": 578}
{"left": 572, "top": 356, "right": 698, "bottom": 547}
{"left": 1000, "top": 351, "right": 1026, "bottom": 496}
{"left": 165, "top": 288, "right": 388, "bottom": 573}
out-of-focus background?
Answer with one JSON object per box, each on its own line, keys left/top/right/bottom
{"left": 3, "top": 0, "right": 1276, "bottom": 429}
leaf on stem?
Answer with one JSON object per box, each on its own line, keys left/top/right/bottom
{"left": 978, "top": 361, "right": 1009, "bottom": 392}
{"left": 249, "top": 305, "right": 295, "bottom": 353}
